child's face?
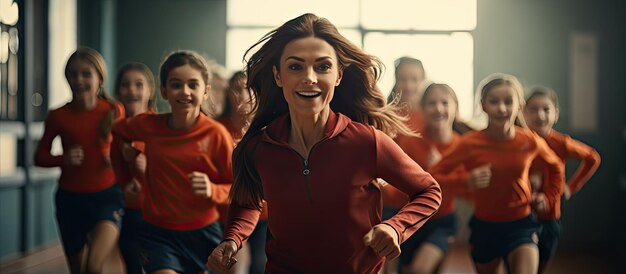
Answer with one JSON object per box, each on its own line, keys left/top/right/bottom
{"left": 394, "top": 64, "right": 424, "bottom": 105}
{"left": 160, "top": 64, "right": 209, "bottom": 115}
{"left": 524, "top": 95, "right": 558, "bottom": 135}
{"left": 229, "top": 79, "right": 254, "bottom": 115}
{"left": 119, "top": 70, "right": 152, "bottom": 115}
{"left": 481, "top": 84, "right": 520, "bottom": 129}
{"left": 273, "top": 37, "right": 342, "bottom": 118}
{"left": 423, "top": 88, "right": 456, "bottom": 130}
{"left": 66, "top": 59, "right": 102, "bottom": 102}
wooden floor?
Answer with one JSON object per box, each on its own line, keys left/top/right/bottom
{"left": 0, "top": 241, "right": 618, "bottom": 274}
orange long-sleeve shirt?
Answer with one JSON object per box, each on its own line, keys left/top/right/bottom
{"left": 111, "top": 113, "right": 234, "bottom": 230}
{"left": 387, "top": 129, "right": 468, "bottom": 217}
{"left": 530, "top": 130, "right": 601, "bottom": 220}
{"left": 223, "top": 111, "right": 441, "bottom": 274}
{"left": 34, "top": 99, "right": 124, "bottom": 193}
{"left": 429, "top": 128, "right": 564, "bottom": 222}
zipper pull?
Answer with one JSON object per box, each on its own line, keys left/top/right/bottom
{"left": 303, "top": 159, "right": 310, "bottom": 175}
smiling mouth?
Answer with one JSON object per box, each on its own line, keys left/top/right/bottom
{"left": 296, "top": 91, "right": 322, "bottom": 98}
{"left": 176, "top": 99, "right": 192, "bottom": 104}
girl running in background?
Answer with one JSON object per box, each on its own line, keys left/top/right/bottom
{"left": 113, "top": 62, "right": 156, "bottom": 274}
{"left": 387, "top": 83, "right": 470, "bottom": 274}
{"left": 111, "top": 50, "right": 234, "bottom": 274}
{"left": 207, "top": 13, "right": 441, "bottom": 274}
{"left": 523, "top": 86, "right": 601, "bottom": 273}
{"left": 429, "top": 73, "right": 564, "bottom": 274}
{"left": 34, "top": 47, "right": 124, "bottom": 274}
{"left": 216, "top": 71, "right": 267, "bottom": 274}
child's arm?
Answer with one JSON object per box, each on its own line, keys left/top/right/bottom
{"left": 564, "top": 136, "right": 601, "bottom": 196}
{"left": 534, "top": 134, "right": 565, "bottom": 216}
{"left": 34, "top": 112, "right": 64, "bottom": 167}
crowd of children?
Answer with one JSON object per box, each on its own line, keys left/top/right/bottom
{"left": 34, "top": 13, "right": 600, "bottom": 274}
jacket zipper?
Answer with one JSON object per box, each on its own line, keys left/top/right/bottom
{"left": 302, "top": 159, "right": 313, "bottom": 204}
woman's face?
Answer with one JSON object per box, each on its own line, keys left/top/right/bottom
{"left": 118, "top": 70, "right": 152, "bottom": 116}
{"left": 481, "top": 84, "right": 520, "bottom": 129}
{"left": 423, "top": 88, "right": 456, "bottom": 130}
{"left": 273, "top": 37, "right": 343, "bottom": 118}
{"left": 394, "top": 63, "right": 424, "bottom": 105}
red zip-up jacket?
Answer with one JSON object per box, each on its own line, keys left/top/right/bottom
{"left": 530, "top": 130, "right": 601, "bottom": 220}
{"left": 112, "top": 113, "right": 234, "bottom": 230}
{"left": 224, "top": 111, "right": 441, "bottom": 274}
{"left": 386, "top": 128, "right": 468, "bottom": 218}
{"left": 34, "top": 99, "right": 124, "bottom": 192}
{"left": 429, "top": 128, "right": 564, "bottom": 222}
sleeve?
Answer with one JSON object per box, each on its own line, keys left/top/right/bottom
{"left": 375, "top": 130, "right": 442, "bottom": 244}
{"left": 34, "top": 111, "right": 64, "bottom": 167}
{"left": 563, "top": 136, "right": 601, "bottom": 195}
{"left": 208, "top": 127, "right": 235, "bottom": 205}
{"left": 428, "top": 140, "right": 471, "bottom": 189}
{"left": 534, "top": 134, "right": 565, "bottom": 215}
{"left": 222, "top": 202, "right": 262, "bottom": 249}
{"left": 110, "top": 122, "right": 134, "bottom": 189}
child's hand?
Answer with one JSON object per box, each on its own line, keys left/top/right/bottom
{"left": 66, "top": 145, "right": 84, "bottom": 166}
{"left": 207, "top": 240, "right": 238, "bottom": 273}
{"left": 122, "top": 142, "right": 140, "bottom": 162}
{"left": 134, "top": 153, "right": 147, "bottom": 174}
{"left": 529, "top": 172, "right": 543, "bottom": 192}
{"left": 563, "top": 185, "right": 572, "bottom": 201}
{"left": 124, "top": 178, "right": 142, "bottom": 202}
{"left": 189, "top": 171, "right": 213, "bottom": 198}
{"left": 426, "top": 146, "right": 442, "bottom": 167}
{"left": 532, "top": 192, "right": 549, "bottom": 213}
{"left": 363, "top": 224, "right": 400, "bottom": 260}
{"left": 468, "top": 164, "right": 491, "bottom": 189}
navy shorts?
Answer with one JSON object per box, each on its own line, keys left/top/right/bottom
{"left": 399, "top": 213, "right": 458, "bottom": 266}
{"left": 139, "top": 221, "right": 223, "bottom": 274}
{"left": 537, "top": 219, "right": 561, "bottom": 261}
{"left": 469, "top": 214, "right": 539, "bottom": 264}
{"left": 120, "top": 208, "right": 143, "bottom": 274}
{"left": 55, "top": 184, "right": 124, "bottom": 256}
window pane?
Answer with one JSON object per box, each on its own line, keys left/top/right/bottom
{"left": 364, "top": 32, "right": 474, "bottom": 120}
{"left": 228, "top": 0, "right": 359, "bottom": 28}
{"left": 361, "top": 0, "right": 476, "bottom": 30}
{"left": 48, "top": 0, "right": 76, "bottom": 109}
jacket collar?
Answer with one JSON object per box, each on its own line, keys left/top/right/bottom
{"left": 261, "top": 110, "right": 349, "bottom": 146}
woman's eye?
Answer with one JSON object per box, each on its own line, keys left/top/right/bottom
{"left": 288, "top": 64, "right": 302, "bottom": 70}
{"left": 317, "top": 64, "right": 331, "bottom": 71}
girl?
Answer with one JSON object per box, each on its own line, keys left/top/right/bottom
{"left": 112, "top": 62, "right": 156, "bottom": 274}
{"left": 111, "top": 50, "right": 234, "bottom": 274}
{"left": 207, "top": 13, "right": 442, "bottom": 274}
{"left": 386, "top": 83, "right": 470, "bottom": 274}
{"left": 34, "top": 47, "right": 125, "bottom": 274}
{"left": 216, "top": 71, "right": 267, "bottom": 274}
{"left": 429, "top": 73, "right": 565, "bottom": 274}
{"left": 523, "top": 86, "right": 601, "bottom": 273}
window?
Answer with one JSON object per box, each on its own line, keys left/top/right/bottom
{"left": 226, "top": 0, "right": 476, "bottom": 120}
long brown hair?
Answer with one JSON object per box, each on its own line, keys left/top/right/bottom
{"left": 114, "top": 62, "right": 157, "bottom": 113}
{"left": 65, "top": 47, "right": 120, "bottom": 145}
{"left": 158, "top": 50, "right": 212, "bottom": 116}
{"left": 231, "top": 13, "right": 415, "bottom": 208}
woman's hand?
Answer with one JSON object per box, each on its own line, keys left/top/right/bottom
{"left": 189, "top": 171, "right": 213, "bottom": 198}
{"left": 467, "top": 164, "right": 491, "bottom": 189}
{"left": 363, "top": 224, "right": 400, "bottom": 260}
{"left": 207, "top": 240, "right": 238, "bottom": 273}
